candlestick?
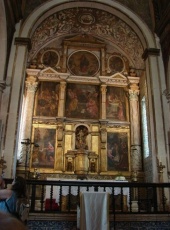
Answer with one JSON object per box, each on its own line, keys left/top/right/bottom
{"left": 1, "top": 150, "right": 4, "bottom": 157}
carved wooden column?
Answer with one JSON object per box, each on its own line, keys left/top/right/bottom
{"left": 100, "top": 84, "right": 107, "bottom": 119}
{"left": 19, "top": 71, "right": 39, "bottom": 166}
{"left": 128, "top": 76, "right": 142, "bottom": 172}
{"left": 55, "top": 122, "right": 65, "bottom": 172}
{"left": 58, "top": 81, "right": 66, "bottom": 117}
{"left": 100, "top": 121, "right": 107, "bottom": 173}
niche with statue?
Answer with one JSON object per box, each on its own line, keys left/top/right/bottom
{"left": 65, "top": 125, "right": 98, "bottom": 175}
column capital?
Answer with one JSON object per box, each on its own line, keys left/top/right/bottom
{"left": 60, "top": 81, "right": 67, "bottom": 90}
{"left": 100, "top": 84, "right": 107, "bottom": 94}
{"left": 127, "top": 76, "right": 140, "bottom": 90}
{"left": 128, "top": 89, "right": 139, "bottom": 101}
{"left": 25, "top": 76, "right": 38, "bottom": 92}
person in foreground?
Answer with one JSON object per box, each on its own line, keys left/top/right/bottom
{"left": 0, "top": 176, "right": 27, "bottom": 215}
{"left": 0, "top": 211, "right": 27, "bottom": 230}
{"left": 0, "top": 176, "right": 5, "bottom": 189}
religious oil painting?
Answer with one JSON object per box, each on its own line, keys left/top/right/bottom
{"left": 42, "top": 50, "right": 59, "bottom": 68}
{"left": 65, "top": 83, "right": 99, "bottom": 119}
{"left": 67, "top": 50, "right": 100, "bottom": 76}
{"left": 107, "top": 132, "right": 129, "bottom": 171}
{"left": 108, "top": 55, "right": 124, "bottom": 74}
{"left": 31, "top": 126, "right": 56, "bottom": 169}
{"left": 35, "top": 81, "right": 59, "bottom": 117}
{"left": 106, "top": 86, "right": 127, "bottom": 121}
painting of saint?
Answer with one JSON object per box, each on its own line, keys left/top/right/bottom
{"left": 31, "top": 127, "right": 56, "bottom": 168}
{"left": 106, "top": 86, "right": 127, "bottom": 121}
{"left": 35, "top": 82, "right": 59, "bottom": 117}
{"left": 67, "top": 51, "right": 99, "bottom": 76}
{"left": 65, "top": 84, "right": 99, "bottom": 119}
{"left": 107, "top": 132, "right": 129, "bottom": 171}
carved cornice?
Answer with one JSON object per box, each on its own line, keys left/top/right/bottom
{"left": 142, "top": 48, "right": 160, "bottom": 61}
{"left": 26, "top": 69, "right": 41, "bottom": 77}
{"left": 15, "top": 37, "right": 31, "bottom": 50}
{"left": 27, "top": 67, "right": 129, "bottom": 87}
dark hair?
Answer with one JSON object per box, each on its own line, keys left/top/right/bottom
{"left": 11, "top": 176, "right": 27, "bottom": 198}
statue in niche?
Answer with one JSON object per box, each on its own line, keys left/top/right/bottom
{"left": 75, "top": 126, "right": 88, "bottom": 150}
{"left": 67, "top": 161, "right": 73, "bottom": 172}
{"left": 90, "top": 161, "right": 96, "bottom": 173}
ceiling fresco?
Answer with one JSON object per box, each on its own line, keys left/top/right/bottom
{"left": 29, "top": 7, "right": 144, "bottom": 70}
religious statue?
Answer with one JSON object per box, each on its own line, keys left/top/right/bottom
{"left": 75, "top": 126, "right": 88, "bottom": 149}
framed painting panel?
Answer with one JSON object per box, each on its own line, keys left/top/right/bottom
{"left": 41, "top": 49, "right": 60, "bottom": 68}
{"left": 67, "top": 50, "right": 100, "bottom": 76}
{"left": 106, "top": 86, "right": 128, "bottom": 121}
{"left": 35, "top": 81, "right": 59, "bottom": 117}
{"left": 107, "top": 131, "right": 129, "bottom": 171}
{"left": 65, "top": 83, "right": 99, "bottom": 119}
{"left": 31, "top": 125, "right": 57, "bottom": 169}
{"left": 108, "top": 55, "right": 125, "bottom": 74}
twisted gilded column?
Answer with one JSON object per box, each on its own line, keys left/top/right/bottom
{"left": 128, "top": 77, "right": 142, "bottom": 172}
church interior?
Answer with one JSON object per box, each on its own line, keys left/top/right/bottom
{"left": 0, "top": 0, "right": 170, "bottom": 229}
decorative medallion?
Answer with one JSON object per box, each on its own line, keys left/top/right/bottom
{"left": 41, "top": 50, "right": 59, "bottom": 68}
{"left": 108, "top": 55, "right": 125, "bottom": 74}
{"left": 67, "top": 50, "right": 100, "bottom": 76}
{"left": 78, "top": 13, "right": 95, "bottom": 25}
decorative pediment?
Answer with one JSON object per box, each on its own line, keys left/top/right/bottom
{"left": 110, "top": 73, "right": 127, "bottom": 80}
{"left": 99, "top": 73, "right": 128, "bottom": 86}
{"left": 40, "top": 67, "right": 59, "bottom": 75}
{"left": 39, "top": 67, "right": 69, "bottom": 80}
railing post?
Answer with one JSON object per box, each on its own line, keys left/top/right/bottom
{"left": 30, "top": 184, "right": 36, "bottom": 212}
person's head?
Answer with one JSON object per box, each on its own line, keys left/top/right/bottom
{"left": 11, "top": 176, "right": 27, "bottom": 198}
{"left": 0, "top": 211, "right": 27, "bottom": 230}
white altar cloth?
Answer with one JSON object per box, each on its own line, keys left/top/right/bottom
{"left": 45, "top": 178, "right": 129, "bottom": 204}
{"left": 80, "top": 192, "right": 109, "bottom": 230}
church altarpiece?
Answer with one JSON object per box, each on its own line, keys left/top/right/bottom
{"left": 19, "top": 33, "right": 142, "bottom": 180}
